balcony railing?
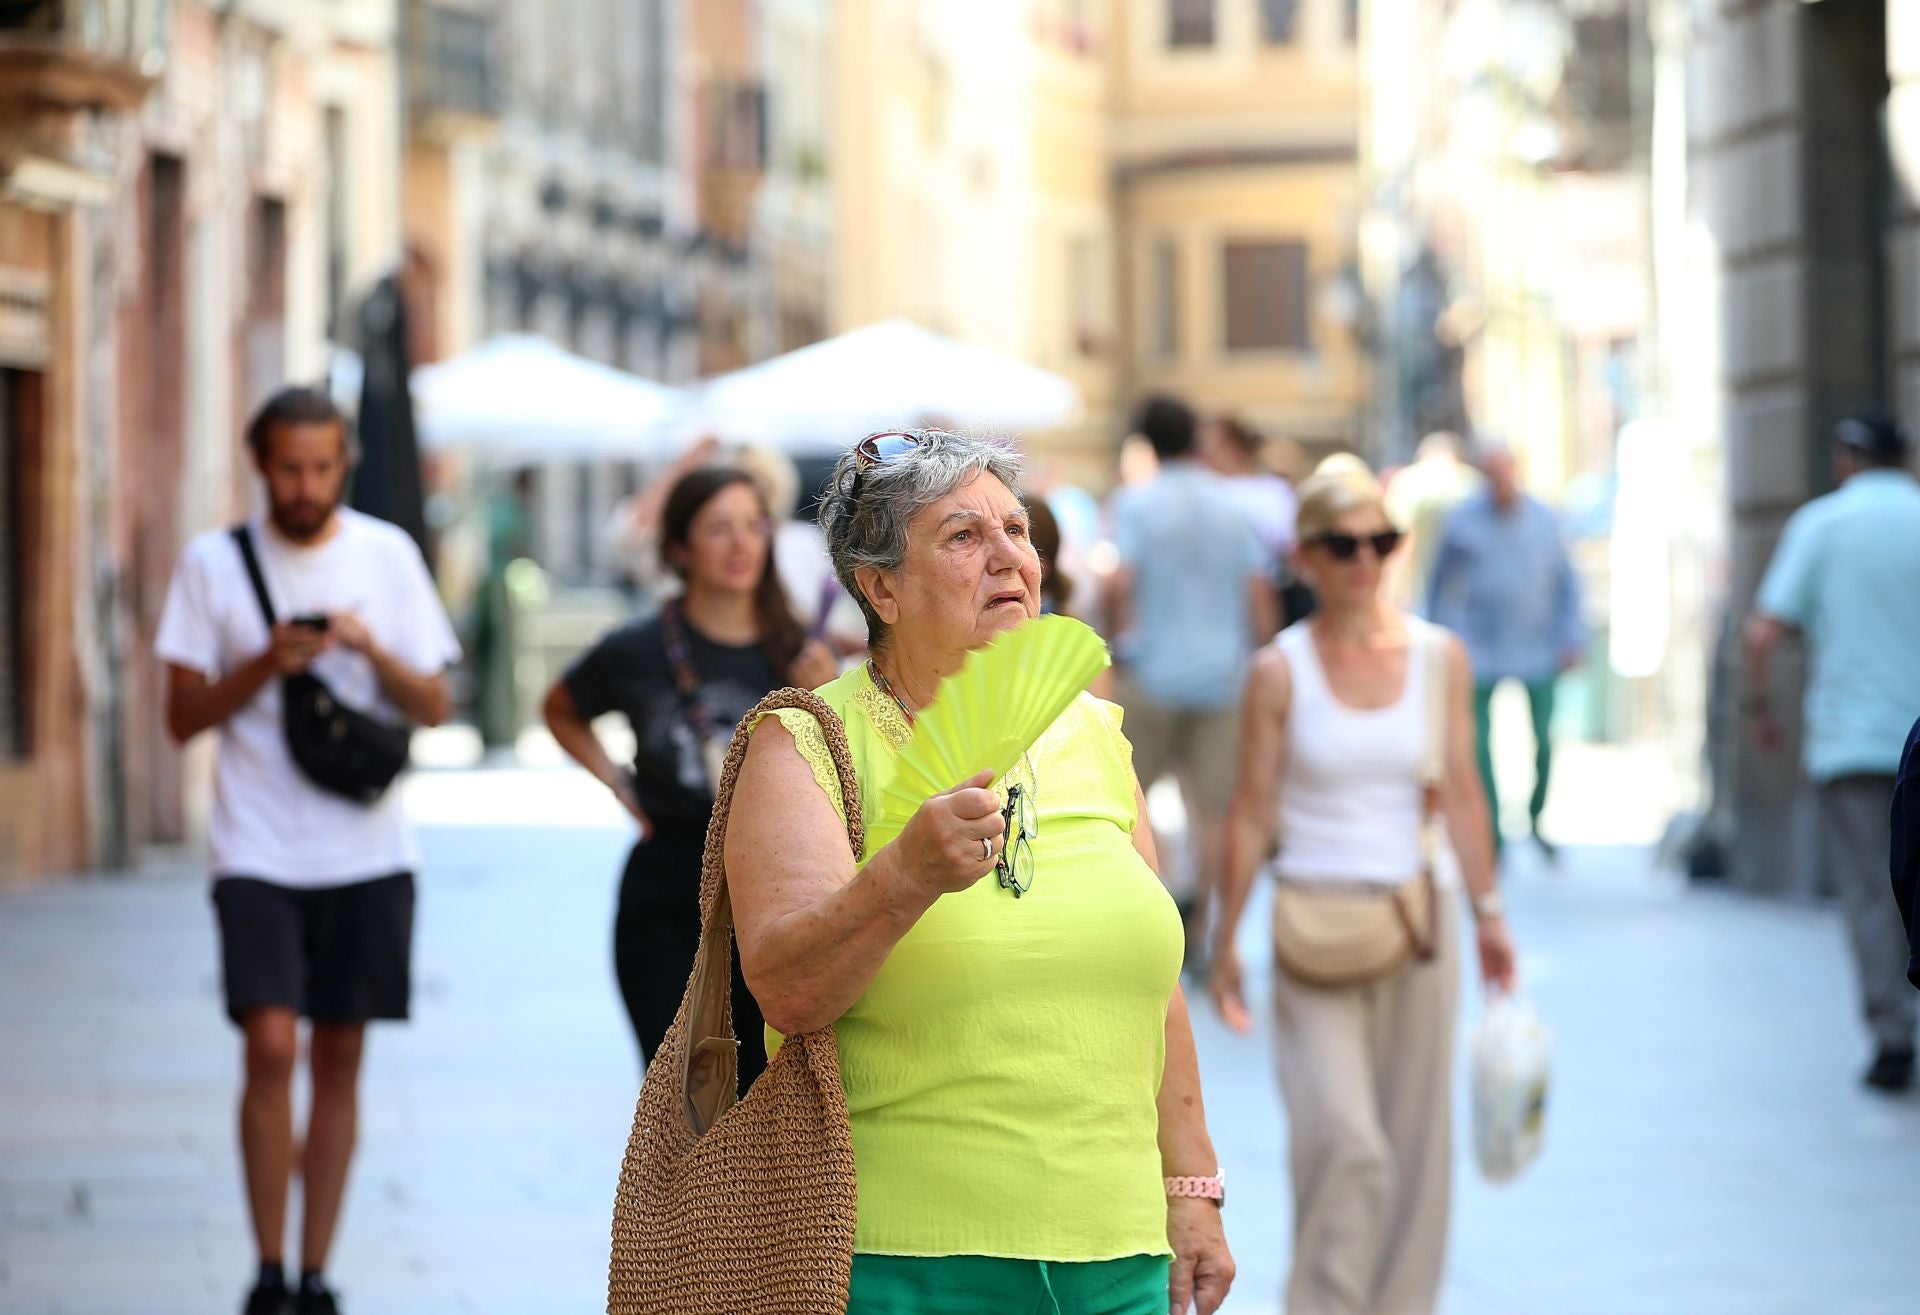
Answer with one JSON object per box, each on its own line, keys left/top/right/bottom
{"left": 0, "top": 1, "right": 169, "bottom": 110}
{"left": 406, "top": 2, "right": 499, "bottom": 134}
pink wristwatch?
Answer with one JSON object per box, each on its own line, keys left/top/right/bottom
{"left": 1164, "top": 1170, "right": 1226, "bottom": 1208}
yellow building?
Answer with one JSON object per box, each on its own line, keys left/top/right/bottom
{"left": 825, "top": 1, "right": 1116, "bottom": 484}
{"left": 1110, "top": 0, "right": 1368, "bottom": 457}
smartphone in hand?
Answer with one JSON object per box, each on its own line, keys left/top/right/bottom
{"left": 290, "top": 614, "right": 331, "bottom": 632}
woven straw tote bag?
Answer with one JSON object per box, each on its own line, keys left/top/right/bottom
{"left": 608, "top": 687, "right": 862, "bottom": 1315}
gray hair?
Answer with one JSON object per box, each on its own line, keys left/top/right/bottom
{"left": 817, "top": 428, "right": 1025, "bottom": 650}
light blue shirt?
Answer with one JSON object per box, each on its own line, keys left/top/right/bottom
{"left": 1113, "top": 462, "right": 1264, "bottom": 710}
{"left": 1755, "top": 469, "right": 1920, "bottom": 782}
{"left": 1426, "top": 491, "right": 1585, "bottom": 683}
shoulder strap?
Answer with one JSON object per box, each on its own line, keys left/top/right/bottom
{"left": 1419, "top": 623, "right": 1449, "bottom": 788}
{"left": 680, "top": 686, "right": 863, "bottom": 1134}
{"left": 229, "top": 525, "right": 278, "bottom": 628}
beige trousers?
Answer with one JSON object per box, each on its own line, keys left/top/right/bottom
{"left": 1272, "top": 897, "right": 1460, "bottom": 1315}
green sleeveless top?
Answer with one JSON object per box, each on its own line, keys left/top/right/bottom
{"left": 752, "top": 665, "right": 1183, "bottom": 1261}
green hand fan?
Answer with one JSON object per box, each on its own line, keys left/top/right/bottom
{"left": 875, "top": 615, "right": 1110, "bottom": 838}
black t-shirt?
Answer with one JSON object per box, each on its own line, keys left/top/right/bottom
{"left": 562, "top": 615, "right": 783, "bottom": 830}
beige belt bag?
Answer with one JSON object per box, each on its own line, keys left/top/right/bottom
{"left": 1271, "top": 869, "right": 1438, "bottom": 988}
{"left": 1271, "top": 627, "right": 1450, "bottom": 989}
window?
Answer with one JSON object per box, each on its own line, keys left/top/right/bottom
{"left": 1168, "top": 0, "right": 1214, "bottom": 47}
{"left": 1153, "top": 239, "right": 1180, "bottom": 359}
{"left": 1261, "top": 0, "right": 1300, "bottom": 43}
{"left": 1345, "top": 0, "right": 1361, "bottom": 43}
{"left": 1223, "top": 241, "right": 1310, "bottom": 352}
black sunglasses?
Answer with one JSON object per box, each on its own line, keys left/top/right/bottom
{"left": 996, "top": 784, "right": 1037, "bottom": 898}
{"left": 1310, "top": 529, "right": 1403, "bottom": 561}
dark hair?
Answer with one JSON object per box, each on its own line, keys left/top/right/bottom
{"left": 661, "top": 467, "right": 805, "bottom": 678}
{"left": 1833, "top": 410, "right": 1913, "bottom": 467}
{"left": 1214, "top": 414, "right": 1264, "bottom": 459}
{"left": 1132, "top": 394, "right": 1197, "bottom": 461}
{"left": 246, "top": 385, "right": 348, "bottom": 461}
{"left": 1026, "top": 497, "right": 1071, "bottom": 614}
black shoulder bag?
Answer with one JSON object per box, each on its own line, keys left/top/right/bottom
{"left": 231, "top": 525, "right": 412, "bottom": 805}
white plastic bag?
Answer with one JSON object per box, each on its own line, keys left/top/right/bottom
{"left": 1469, "top": 992, "right": 1551, "bottom": 1183}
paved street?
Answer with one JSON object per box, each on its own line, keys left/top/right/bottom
{"left": 6, "top": 749, "right": 1920, "bottom": 1314}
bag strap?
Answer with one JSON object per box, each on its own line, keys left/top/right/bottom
{"left": 1416, "top": 624, "right": 1450, "bottom": 876}
{"left": 1419, "top": 623, "right": 1449, "bottom": 789}
{"left": 680, "top": 686, "right": 865, "bottom": 1135}
{"left": 229, "top": 525, "right": 279, "bottom": 628}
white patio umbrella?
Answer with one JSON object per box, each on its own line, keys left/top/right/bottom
{"left": 685, "top": 318, "right": 1082, "bottom": 454}
{"left": 410, "top": 334, "right": 683, "bottom": 464}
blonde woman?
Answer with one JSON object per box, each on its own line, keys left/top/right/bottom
{"left": 1209, "top": 467, "right": 1517, "bottom": 1315}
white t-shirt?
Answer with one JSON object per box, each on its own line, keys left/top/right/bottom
{"left": 155, "top": 509, "right": 462, "bottom": 888}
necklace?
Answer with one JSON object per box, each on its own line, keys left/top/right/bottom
{"left": 866, "top": 658, "right": 918, "bottom": 725}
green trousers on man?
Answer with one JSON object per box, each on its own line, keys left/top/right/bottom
{"left": 1473, "top": 677, "right": 1558, "bottom": 855}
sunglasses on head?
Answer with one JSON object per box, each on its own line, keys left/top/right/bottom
{"left": 848, "top": 430, "right": 945, "bottom": 501}
{"left": 1309, "top": 529, "right": 1403, "bottom": 561}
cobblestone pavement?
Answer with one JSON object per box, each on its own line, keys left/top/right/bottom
{"left": 5, "top": 756, "right": 1919, "bottom": 1314}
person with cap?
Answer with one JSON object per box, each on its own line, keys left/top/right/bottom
{"left": 1745, "top": 409, "right": 1920, "bottom": 1092}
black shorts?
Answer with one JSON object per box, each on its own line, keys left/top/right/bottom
{"left": 211, "top": 872, "right": 415, "bottom": 1026}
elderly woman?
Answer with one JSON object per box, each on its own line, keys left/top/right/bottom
{"left": 723, "top": 430, "right": 1235, "bottom": 1315}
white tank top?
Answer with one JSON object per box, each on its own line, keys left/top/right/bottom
{"left": 1273, "top": 617, "right": 1439, "bottom": 884}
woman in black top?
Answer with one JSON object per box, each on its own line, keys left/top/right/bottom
{"left": 542, "top": 467, "right": 835, "bottom": 1085}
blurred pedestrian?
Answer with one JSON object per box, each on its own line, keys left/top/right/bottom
{"left": 725, "top": 428, "right": 1234, "bottom": 1313}
{"left": 1425, "top": 442, "right": 1585, "bottom": 860}
{"left": 473, "top": 468, "right": 532, "bottom": 748}
{"left": 1893, "top": 716, "right": 1920, "bottom": 994}
{"left": 1202, "top": 413, "right": 1300, "bottom": 573}
{"left": 1204, "top": 413, "right": 1311, "bottom": 628}
{"left": 1211, "top": 467, "right": 1515, "bottom": 1315}
{"left": 1383, "top": 431, "right": 1483, "bottom": 614}
{"left": 605, "top": 434, "right": 722, "bottom": 602}
{"left": 1107, "top": 395, "right": 1279, "bottom": 961}
{"left": 1026, "top": 496, "right": 1073, "bottom": 616}
{"left": 1745, "top": 411, "right": 1920, "bottom": 1091}
{"left": 158, "top": 387, "right": 461, "bottom": 1315}
{"left": 734, "top": 444, "right": 867, "bottom": 656}
{"left": 542, "top": 468, "right": 835, "bottom": 1085}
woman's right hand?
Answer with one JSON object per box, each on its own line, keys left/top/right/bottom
{"left": 896, "top": 769, "right": 1005, "bottom": 895}
{"left": 1207, "top": 946, "right": 1254, "bottom": 1037}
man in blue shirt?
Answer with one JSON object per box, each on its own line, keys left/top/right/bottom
{"left": 1747, "top": 411, "right": 1920, "bottom": 1092}
{"left": 1426, "top": 443, "right": 1585, "bottom": 860}
{"left": 1108, "top": 395, "right": 1277, "bottom": 957}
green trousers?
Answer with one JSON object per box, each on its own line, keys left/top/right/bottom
{"left": 847, "top": 1253, "right": 1170, "bottom": 1315}
{"left": 1473, "top": 676, "right": 1558, "bottom": 855}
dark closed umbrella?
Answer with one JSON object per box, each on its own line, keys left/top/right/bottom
{"left": 351, "top": 271, "right": 430, "bottom": 560}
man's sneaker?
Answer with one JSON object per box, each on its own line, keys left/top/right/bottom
{"left": 242, "top": 1274, "right": 290, "bottom": 1315}
{"left": 1864, "top": 1045, "right": 1916, "bottom": 1093}
{"left": 294, "top": 1278, "right": 342, "bottom": 1315}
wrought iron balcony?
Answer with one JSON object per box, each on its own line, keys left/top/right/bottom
{"left": 0, "top": 0, "right": 169, "bottom": 112}
{"left": 406, "top": 1, "right": 499, "bottom": 136}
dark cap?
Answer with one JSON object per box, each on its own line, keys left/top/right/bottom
{"left": 1832, "top": 411, "right": 1913, "bottom": 462}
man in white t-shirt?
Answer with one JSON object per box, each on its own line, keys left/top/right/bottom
{"left": 158, "top": 387, "right": 460, "bottom": 1315}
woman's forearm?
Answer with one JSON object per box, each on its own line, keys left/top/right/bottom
{"left": 1442, "top": 785, "right": 1497, "bottom": 904}
{"left": 1156, "top": 987, "right": 1221, "bottom": 1175}
{"left": 1213, "top": 802, "right": 1269, "bottom": 955}
{"left": 740, "top": 842, "right": 939, "bottom": 1036}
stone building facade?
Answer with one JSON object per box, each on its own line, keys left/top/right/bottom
{"left": 1678, "top": 0, "right": 1919, "bottom": 892}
